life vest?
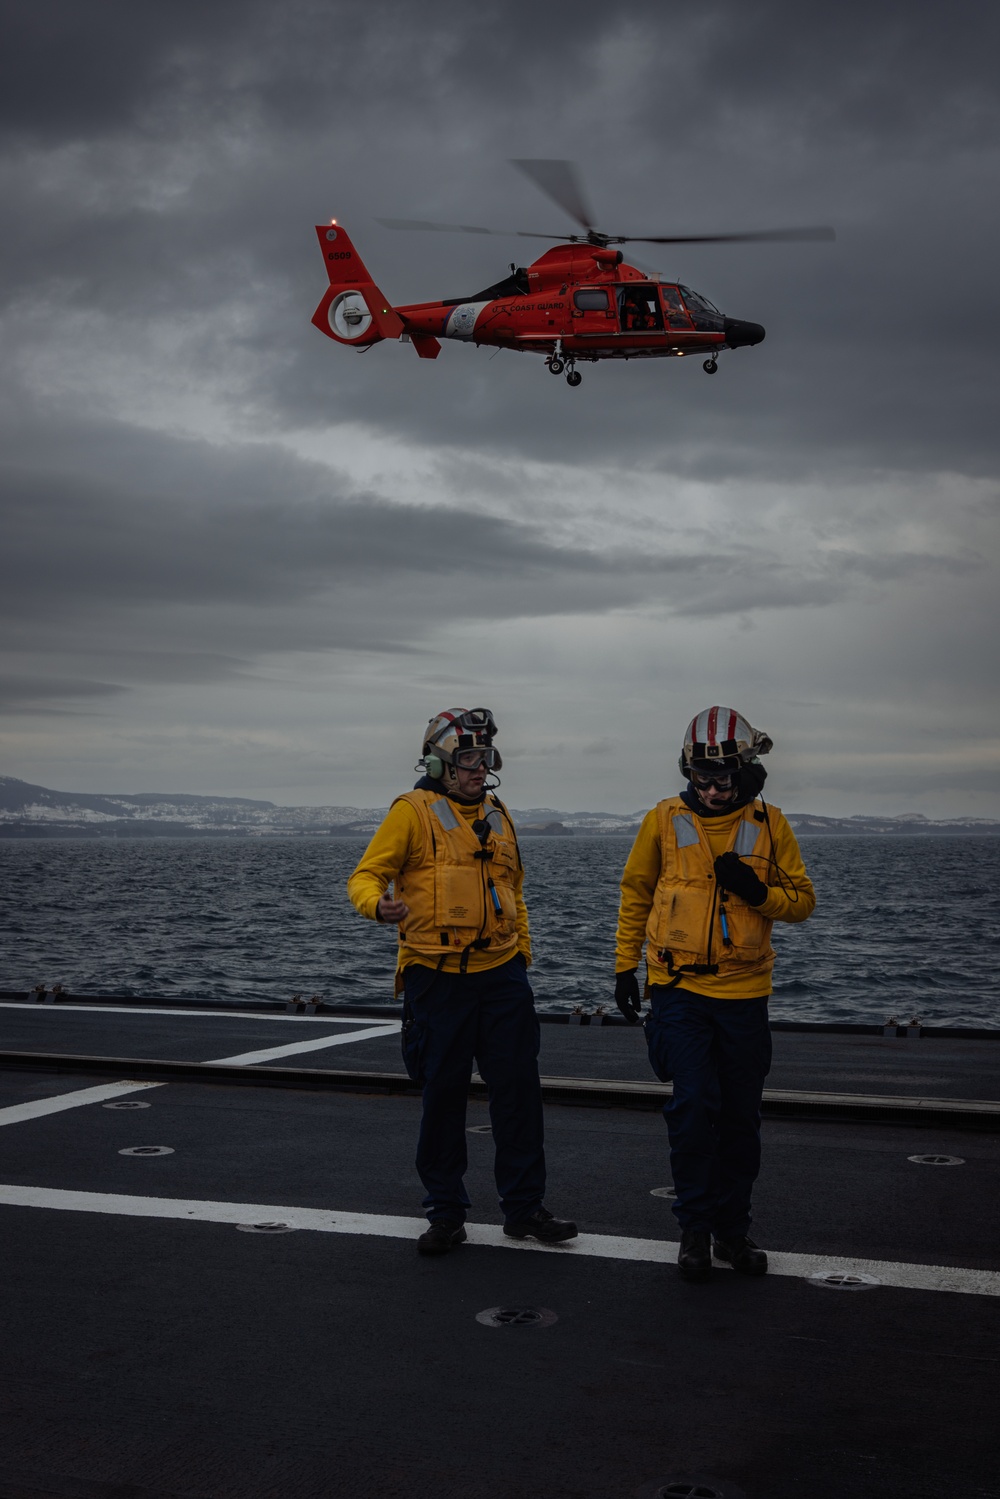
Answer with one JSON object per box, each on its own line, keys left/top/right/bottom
{"left": 393, "top": 790, "right": 522, "bottom": 970}
{"left": 645, "top": 796, "right": 775, "bottom": 983}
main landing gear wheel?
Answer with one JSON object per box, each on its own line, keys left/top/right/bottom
{"left": 703, "top": 358, "right": 718, "bottom": 374}
{"left": 566, "top": 370, "right": 582, "bottom": 387}
{"left": 547, "top": 357, "right": 565, "bottom": 375}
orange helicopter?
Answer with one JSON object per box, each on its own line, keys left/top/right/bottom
{"left": 311, "top": 160, "right": 834, "bottom": 388}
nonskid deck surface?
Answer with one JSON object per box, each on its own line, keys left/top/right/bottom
{"left": 2, "top": 997, "right": 999, "bottom": 1101}
{"left": 1, "top": 1001, "right": 999, "bottom": 1499}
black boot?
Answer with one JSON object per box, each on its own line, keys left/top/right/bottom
{"left": 503, "top": 1207, "right": 578, "bottom": 1242}
{"left": 713, "top": 1234, "right": 768, "bottom": 1275}
{"left": 677, "top": 1228, "right": 712, "bottom": 1282}
{"left": 417, "top": 1220, "right": 467, "bottom": 1256}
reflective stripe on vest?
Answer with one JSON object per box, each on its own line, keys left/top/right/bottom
{"left": 430, "top": 798, "right": 459, "bottom": 831}
{"left": 672, "top": 814, "right": 700, "bottom": 849}
{"left": 733, "top": 820, "right": 761, "bottom": 857}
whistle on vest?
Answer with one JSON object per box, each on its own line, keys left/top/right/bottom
{"left": 487, "top": 877, "right": 502, "bottom": 916}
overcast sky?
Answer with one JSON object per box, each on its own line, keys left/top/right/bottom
{"left": 2, "top": 0, "right": 998, "bottom": 817}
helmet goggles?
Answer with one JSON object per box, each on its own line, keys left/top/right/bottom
{"left": 453, "top": 745, "right": 500, "bottom": 770}
{"left": 689, "top": 766, "right": 737, "bottom": 792}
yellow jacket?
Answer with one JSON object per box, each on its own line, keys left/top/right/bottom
{"left": 347, "top": 790, "right": 531, "bottom": 990}
{"left": 616, "top": 797, "right": 815, "bottom": 999}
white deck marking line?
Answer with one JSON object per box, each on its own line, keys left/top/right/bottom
{"left": 207, "top": 1022, "right": 400, "bottom": 1066}
{"left": 0, "top": 1001, "right": 393, "bottom": 1026}
{"left": 0, "top": 1081, "right": 165, "bottom": 1126}
{"left": 0, "top": 1023, "right": 400, "bottom": 1126}
{"left": 0, "top": 1184, "right": 996, "bottom": 1298}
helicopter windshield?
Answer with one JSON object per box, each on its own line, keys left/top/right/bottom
{"left": 679, "top": 286, "right": 719, "bottom": 314}
{"left": 678, "top": 285, "right": 724, "bottom": 331}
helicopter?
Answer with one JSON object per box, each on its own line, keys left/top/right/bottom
{"left": 311, "top": 160, "right": 834, "bottom": 388}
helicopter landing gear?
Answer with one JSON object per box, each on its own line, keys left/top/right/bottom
{"left": 546, "top": 339, "right": 567, "bottom": 376}
{"left": 546, "top": 341, "right": 582, "bottom": 385}
{"left": 703, "top": 358, "right": 718, "bottom": 374}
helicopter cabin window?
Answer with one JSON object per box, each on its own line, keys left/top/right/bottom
{"left": 618, "top": 285, "right": 664, "bottom": 332}
{"left": 678, "top": 285, "right": 724, "bottom": 332}
{"left": 573, "top": 289, "right": 610, "bottom": 311}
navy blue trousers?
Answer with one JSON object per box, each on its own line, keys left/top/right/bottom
{"left": 403, "top": 956, "right": 545, "bottom": 1224}
{"left": 645, "top": 987, "right": 772, "bottom": 1237}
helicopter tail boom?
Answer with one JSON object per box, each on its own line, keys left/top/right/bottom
{"left": 312, "top": 223, "right": 404, "bottom": 347}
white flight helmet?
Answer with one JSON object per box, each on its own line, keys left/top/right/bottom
{"left": 419, "top": 707, "right": 502, "bottom": 786}
{"left": 680, "top": 706, "right": 772, "bottom": 780}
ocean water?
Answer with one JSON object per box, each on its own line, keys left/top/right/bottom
{"left": 1, "top": 835, "right": 999, "bottom": 1028}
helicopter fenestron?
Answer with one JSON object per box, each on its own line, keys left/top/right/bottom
{"left": 311, "top": 159, "right": 834, "bottom": 388}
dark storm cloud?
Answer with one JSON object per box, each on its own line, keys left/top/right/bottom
{"left": 1, "top": 0, "right": 252, "bottom": 139}
{"left": 12, "top": 0, "right": 994, "bottom": 148}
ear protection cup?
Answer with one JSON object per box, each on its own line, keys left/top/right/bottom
{"left": 425, "top": 753, "right": 445, "bottom": 780}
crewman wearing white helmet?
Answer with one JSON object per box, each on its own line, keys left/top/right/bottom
{"left": 614, "top": 707, "right": 815, "bottom": 1282}
{"left": 348, "top": 707, "right": 577, "bottom": 1255}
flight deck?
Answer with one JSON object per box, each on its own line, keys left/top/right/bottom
{"left": 1, "top": 993, "right": 998, "bottom": 1499}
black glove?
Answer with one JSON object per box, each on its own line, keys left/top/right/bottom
{"left": 614, "top": 969, "right": 642, "bottom": 1023}
{"left": 714, "top": 852, "right": 769, "bottom": 907}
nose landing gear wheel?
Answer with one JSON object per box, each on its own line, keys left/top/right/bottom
{"left": 566, "top": 370, "right": 582, "bottom": 387}
{"left": 703, "top": 358, "right": 718, "bottom": 374}
{"left": 547, "top": 357, "right": 565, "bottom": 375}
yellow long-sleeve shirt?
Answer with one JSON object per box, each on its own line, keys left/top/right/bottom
{"left": 616, "top": 799, "right": 815, "bottom": 998}
{"left": 347, "top": 795, "right": 532, "bottom": 980}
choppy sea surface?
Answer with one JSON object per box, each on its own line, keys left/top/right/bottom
{"left": 2, "top": 836, "right": 999, "bottom": 1028}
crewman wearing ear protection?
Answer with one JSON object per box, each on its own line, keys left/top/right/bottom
{"left": 348, "top": 707, "right": 577, "bottom": 1256}
{"left": 614, "top": 707, "right": 815, "bottom": 1283}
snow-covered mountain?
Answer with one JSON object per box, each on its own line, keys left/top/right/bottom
{"left": 1, "top": 775, "right": 997, "bottom": 837}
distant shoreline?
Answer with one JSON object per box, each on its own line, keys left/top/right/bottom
{"left": 2, "top": 822, "right": 999, "bottom": 841}
{"left": 2, "top": 774, "right": 997, "bottom": 839}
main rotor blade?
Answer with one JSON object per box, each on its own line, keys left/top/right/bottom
{"left": 621, "top": 226, "right": 836, "bottom": 245}
{"left": 509, "top": 159, "right": 596, "bottom": 233}
{"left": 377, "top": 217, "right": 562, "bottom": 240}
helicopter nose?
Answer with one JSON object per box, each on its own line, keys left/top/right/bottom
{"left": 724, "top": 318, "right": 766, "bottom": 348}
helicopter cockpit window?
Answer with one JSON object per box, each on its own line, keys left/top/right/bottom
{"left": 574, "top": 289, "right": 610, "bottom": 310}
{"left": 678, "top": 284, "right": 724, "bottom": 331}
{"left": 661, "top": 285, "right": 693, "bottom": 329}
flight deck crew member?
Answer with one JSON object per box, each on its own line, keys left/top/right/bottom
{"left": 613, "top": 707, "right": 815, "bottom": 1282}
{"left": 347, "top": 708, "right": 577, "bottom": 1256}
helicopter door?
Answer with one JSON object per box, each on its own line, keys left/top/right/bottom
{"left": 571, "top": 286, "right": 615, "bottom": 335}
{"left": 617, "top": 285, "right": 664, "bottom": 333}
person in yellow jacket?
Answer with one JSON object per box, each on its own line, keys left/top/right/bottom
{"left": 614, "top": 707, "right": 815, "bottom": 1282}
{"left": 348, "top": 707, "right": 577, "bottom": 1256}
